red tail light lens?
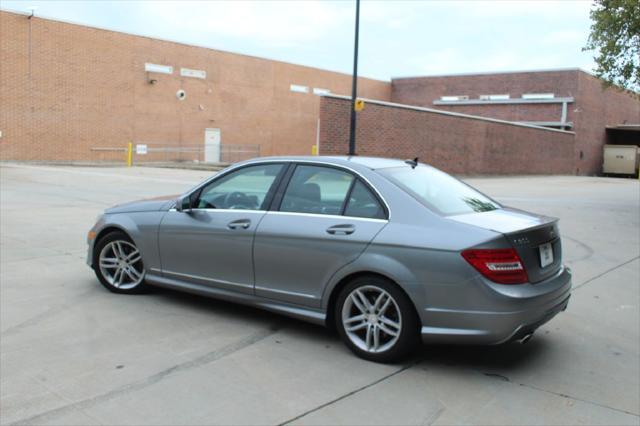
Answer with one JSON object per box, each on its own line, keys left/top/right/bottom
{"left": 461, "top": 248, "right": 528, "bottom": 284}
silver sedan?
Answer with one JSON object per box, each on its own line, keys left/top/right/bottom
{"left": 87, "top": 156, "right": 571, "bottom": 362}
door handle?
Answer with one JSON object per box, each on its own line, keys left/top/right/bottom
{"left": 326, "top": 224, "right": 355, "bottom": 235}
{"left": 227, "top": 219, "right": 251, "bottom": 230}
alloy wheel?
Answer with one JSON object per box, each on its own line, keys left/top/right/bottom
{"left": 341, "top": 285, "right": 402, "bottom": 353}
{"left": 98, "top": 240, "right": 144, "bottom": 290}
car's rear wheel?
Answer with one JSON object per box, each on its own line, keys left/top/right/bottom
{"left": 93, "top": 231, "right": 149, "bottom": 294}
{"left": 335, "top": 275, "right": 419, "bottom": 363}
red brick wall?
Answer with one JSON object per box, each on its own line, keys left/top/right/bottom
{"left": 392, "top": 70, "right": 580, "bottom": 105}
{"left": 574, "top": 73, "right": 640, "bottom": 175}
{"left": 391, "top": 70, "right": 640, "bottom": 175}
{"left": 0, "top": 11, "right": 391, "bottom": 162}
{"left": 319, "top": 97, "right": 575, "bottom": 175}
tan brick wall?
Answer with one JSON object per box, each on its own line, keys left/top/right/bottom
{"left": 319, "top": 97, "right": 576, "bottom": 175}
{"left": 0, "top": 11, "right": 391, "bottom": 162}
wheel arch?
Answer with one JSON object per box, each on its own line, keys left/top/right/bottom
{"left": 324, "top": 271, "right": 420, "bottom": 331}
{"left": 91, "top": 225, "right": 136, "bottom": 267}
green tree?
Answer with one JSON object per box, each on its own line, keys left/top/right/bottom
{"left": 583, "top": 0, "right": 640, "bottom": 93}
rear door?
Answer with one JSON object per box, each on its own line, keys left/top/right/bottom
{"left": 253, "top": 164, "right": 388, "bottom": 307}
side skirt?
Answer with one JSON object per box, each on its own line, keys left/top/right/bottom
{"left": 145, "top": 273, "right": 327, "bottom": 326}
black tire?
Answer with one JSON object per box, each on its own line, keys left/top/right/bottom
{"left": 335, "top": 275, "right": 420, "bottom": 363}
{"left": 93, "top": 231, "right": 150, "bottom": 294}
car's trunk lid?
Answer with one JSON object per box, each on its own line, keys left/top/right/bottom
{"left": 449, "top": 208, "right": 562, "bottom": 283}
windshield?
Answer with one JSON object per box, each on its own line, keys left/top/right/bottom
{"left": 377, "top": 165, "right": 500, "bottom": 216}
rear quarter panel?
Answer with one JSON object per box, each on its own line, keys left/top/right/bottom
{"left": 321, "top": 217, "right": 502, "bottom": 314}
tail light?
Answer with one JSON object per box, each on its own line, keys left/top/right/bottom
{"left": 461, "top": 248, "right": 528, "bottom": 284}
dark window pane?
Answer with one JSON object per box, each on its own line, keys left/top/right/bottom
{"left": 344, "top": 180, "right": 386, "bottom": 219}
{"left": 197, "top": 164, "right": 283, "bottom": 210}
{"left": 280, "top": 165, "right": 353, "bottom": 215}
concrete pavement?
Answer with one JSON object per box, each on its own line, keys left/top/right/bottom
{"left": 1, "top": 164, "right": 638, "bottom": 425}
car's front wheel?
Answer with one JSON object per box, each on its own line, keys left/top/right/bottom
{"left": 93, "top": 231, "right": 149, "bottom": 294}
{"left": 335, "top": 276, "right": 419, "bottom": 363}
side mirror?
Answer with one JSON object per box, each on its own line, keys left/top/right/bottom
{"left": 175, "top": 195, "right": 192, "bottom": 212}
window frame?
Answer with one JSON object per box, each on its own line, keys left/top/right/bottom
{"left": 271, "top": 163, "right": 389, "bottom": 220}
{"left": 342, "top": 178, "right": 387, "bottom": 220}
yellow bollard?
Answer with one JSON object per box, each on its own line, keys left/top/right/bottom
{"left": 311, "top": 145, "right": 318, "bottom": 156}
{"left": 127, "top": 142, "right": 133, "bottom": 167}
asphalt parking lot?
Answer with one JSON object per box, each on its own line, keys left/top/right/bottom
{"left": 1, "top": 163, "right": 639, "bottom": 426}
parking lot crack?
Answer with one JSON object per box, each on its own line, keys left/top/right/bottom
{"left": 278, "top": 360, "right": 419, "bottom": 426}
{"left": 9, "top": 326, "right": 280, "bottom": 426}
{"left": 517, "top": 382, "right": 639, "bottom": 417}
{"left": 573, "top": 255, "right": 639, "bottom": 290}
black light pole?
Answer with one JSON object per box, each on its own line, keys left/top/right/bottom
{"left": 348, "top": 0, "right": 360, "bottom": 156}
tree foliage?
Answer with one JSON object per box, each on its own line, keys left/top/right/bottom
{"left": 584, "top": 0, "right": 640, "bottom": 93}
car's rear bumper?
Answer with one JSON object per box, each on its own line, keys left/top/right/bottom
{"left": 419, "top": 266, "right": 572, "bottom": 345}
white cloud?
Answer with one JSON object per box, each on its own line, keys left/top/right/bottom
{"left": 0, "top": 0, "right": 597, "bottom": 80}
{"left": 542, "top": 29, "right": 588, "bottom": 45}
{"left": 143, "top": 1, "right": 352, "bottom": 44}
{"left": 459, "top": 0, "right": 591, "bottom": 19}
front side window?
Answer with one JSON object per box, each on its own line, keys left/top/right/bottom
{"left": 377, "top": 165, "right": 500, "bottom": 216}
{"left": 196, "top": 163, "right": 283, "bottom": 210}
{"left": 280, "top": 165, "right": 354, "bottom": 215}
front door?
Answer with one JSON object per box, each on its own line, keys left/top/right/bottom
{"left": 158, "top": 163, "right": 285, "bottom": 294}
{"left": 253, "top": 164, "right": 388, "bottom": 307}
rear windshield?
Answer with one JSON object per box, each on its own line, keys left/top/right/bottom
{"left": 377, "top": 165, "right": 500, "bottom": 216}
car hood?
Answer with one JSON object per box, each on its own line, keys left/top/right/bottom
{"left": 105, "top": 194, "right": 178, "bottom": 214}
{"left": 447, "top": 207, "right": 557, "bottom": 234}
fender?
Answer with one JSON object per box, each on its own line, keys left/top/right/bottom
{"left": 97, "top": 212, "right": 166, "bottom": 272}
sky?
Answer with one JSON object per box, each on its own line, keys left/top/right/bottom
{"left": 1, "top": 0, "right": 596, "bottom": 81}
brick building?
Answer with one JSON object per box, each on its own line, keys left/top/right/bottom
{"left": 319, "top": 96, "right": 576, "bottom": 175}
{"left": 1, "top": 10, "right": 638, "bottom": 174}
{"left": 390, "top": 70, "right": 640, "bottom": 175}
{"left": 0, "top": 10, "right": 390, "bottom": 163}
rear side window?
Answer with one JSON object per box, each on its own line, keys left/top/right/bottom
{"left": 377, "top": 165, "right": 500, "bottom": 216}
{"left": 280, "top": 165, "right": 353, "bottom": 215}
{"left": 344, "top": 180, "right": 386, "bottom": 219}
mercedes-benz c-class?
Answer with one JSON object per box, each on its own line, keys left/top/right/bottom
{"left": 87, "top": 156, "right": 571, "bottom": 362}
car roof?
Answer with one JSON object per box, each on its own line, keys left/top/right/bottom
{"left": 243, "top": 155, "right": 410, "bottom": 170}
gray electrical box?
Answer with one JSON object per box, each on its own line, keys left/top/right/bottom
{"left": 603, "top": 145, "right": 639, "bottom": 175}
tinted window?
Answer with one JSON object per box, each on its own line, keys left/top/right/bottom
{"left": 377, "top": 165, "right": 500, "bottom": 216}
{"left": 197, "top": 164, "right": 283, "bottom": 210}
{"left": 280, "top": 165, "right": 353, "bottom": 215}
{"left": 344, "top": 180, "right": 386, "bottom": 219}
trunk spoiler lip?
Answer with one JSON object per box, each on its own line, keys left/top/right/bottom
{"left": 447, "top": 206, "right": 559, "bottom": 235}
{"left": 501, "top": 207, "right": 558, "bottom": 236}
{"left": 502, "top": 218, "right": 558, "bottom": 236}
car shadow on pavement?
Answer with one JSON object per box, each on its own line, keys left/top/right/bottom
{"left": 149, "top": 286, "right": 336, "bottom": 338}
{"left": 412, "top": 338, "right": 549, "bottom": 373}
{"left": 147, "top": 285, "right": 550, "bottom": 372}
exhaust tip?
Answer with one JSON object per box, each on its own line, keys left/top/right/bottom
{"left": 517, "top": 333, "right": 534, "bottom": 344}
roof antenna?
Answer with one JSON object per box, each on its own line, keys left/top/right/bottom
{"left": 405, "top": 157, "right": 419, "bottom": 169}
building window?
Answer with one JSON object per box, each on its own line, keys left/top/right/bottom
{"left": 313, "top": 88, "right": 331, "bottom": 96}
{"left": 522, "top": 93, "right": 555, "bottom": 99}
{"left": 479, "top": 94, "right": 510, "bottom": 100}
{"left": 144, "top": 63, "right": 173, "bottom": 75}
{"left": 290, "top": 84, "right": 309, "bottom": 94}
{"left": 440, "top": 95, "right": 469, "bottom": 101}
